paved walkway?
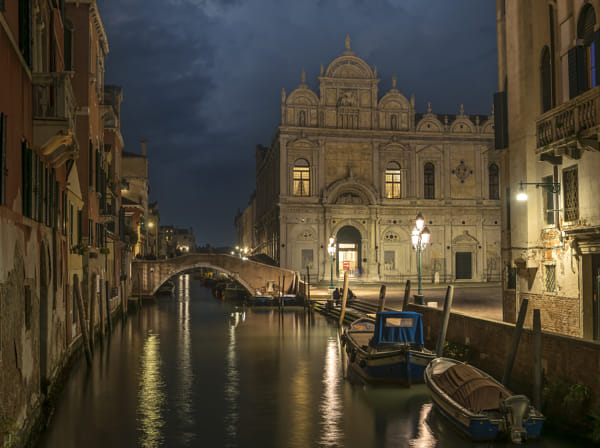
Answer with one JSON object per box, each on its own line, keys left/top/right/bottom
{"left": 308, "top": 281, "right": 503, "bottom": 321}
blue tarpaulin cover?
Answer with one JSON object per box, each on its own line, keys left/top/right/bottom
{"left": 369, "top": 311, "right": 425, "bottom": 347}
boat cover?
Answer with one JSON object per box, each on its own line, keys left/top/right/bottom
{"left": 433, "top": 363, "right": 510, "bottom": 412}
{"left": 369, "top": 311, "right": 424, "bottom": 347}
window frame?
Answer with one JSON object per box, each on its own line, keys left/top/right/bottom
{"left": 292, "top": 159, "right": 310, "bottom": 197}
{"left": 563, "top": 165, "right": 579, "bottom": 223}
{"left": 424, "top": 162, "right": 435, "bottom": 199}
{"left": 489, "top": 163, "right": 500, "bottom": 200}
{"left": 385, "top": 162, "right": 401, "bottom": 199}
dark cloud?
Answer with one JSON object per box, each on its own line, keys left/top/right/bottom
{"left": 99, "top": 0, "right": 497, "bottom": 247}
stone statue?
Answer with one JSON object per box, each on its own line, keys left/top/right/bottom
{"left": 345, "top": 34, "right": 351, "bottom": 51}
{"left": 281, "top": 88, "right": 286, "bottom": 103}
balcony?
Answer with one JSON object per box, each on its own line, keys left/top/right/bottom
{"left": 536, "top": 86, "right": 600, "bottom": 163}
{"left": 32, "top": 72, "right": 78, "bottom": 166}
{"left": 99, "top": 201, "right": 117, "bottom": 223}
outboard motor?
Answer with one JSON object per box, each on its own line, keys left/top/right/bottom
{"left": 501, "top": 395, "right": 530, "bottom": 444}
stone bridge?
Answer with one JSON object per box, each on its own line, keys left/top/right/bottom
{"left": 131, "top": 254, "right": 299, "bottom": 296}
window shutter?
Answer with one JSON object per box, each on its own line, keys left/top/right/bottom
{"left": 568, "top": 47, "right": 578, "bottom": 99}
{"left": 568, "top": 46, "right": 587, "bottom": 98}
{"left": 595, "top": 30, "right": 600, "bottom": 87}
{"left": 493, "top": 91, "right": 508, "bottom": 149}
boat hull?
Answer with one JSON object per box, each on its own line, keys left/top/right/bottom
{"left": 424, "top": 357, "right": 544, "bottom": 442}
{"left": 344, "top": 333, "right": 434, "bottom": 386}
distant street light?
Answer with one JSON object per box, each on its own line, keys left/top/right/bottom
{"left": 411, "top": 212, "right": 430, "bottom": 305}
{"left": 327, "top": 236, "right": 336, "bottom": 290}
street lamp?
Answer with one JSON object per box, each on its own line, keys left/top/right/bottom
{"left": 327, "top": 236, "right": 336, "bottom": 290}
{"left": 411, "top": 212, "right": 431, "bottom": 304}
{"left": 516, "top": 181, "right": 560, "bottom": 201}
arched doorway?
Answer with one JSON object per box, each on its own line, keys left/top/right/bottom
{"left": 336, "top": 226, "right": 361, "bottom": 277}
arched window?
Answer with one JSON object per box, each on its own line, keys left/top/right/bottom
{"left": 298, "top": 110, "right": 306, "bottom": 126}
{"left": 570, "top": 4, "right": 598, "bottom": 97}
{"left": 390, "top": 115, "right": 398, "bottom": 130}
{"left": 541, "top": 46, "right": 552, "bottom": 113}
{"left": 293, "top": 159, "right": 310, "bottom": 196}
{"left": 579, "top": 4, "right": 597, "bottom": 89}
{"left": 385, "top": 162, "right": 401, "bottom": 199}
{"left": 424, "top": 162, "right": 435, "bottom": 199}
{"left": 489, "top": 163, "right": 499, "bottom": 200}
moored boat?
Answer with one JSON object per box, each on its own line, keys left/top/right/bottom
{"left": 252, "top": 294, "right": 277, "bottom": 305}
{"left": 341, "top": 311, "right": 435, "bottom": 386}
{"left": 424, "top": 357, "right": 544, "bottom": 443}
{"left": 156, "top": 279, "right": 175, "bottom": 296}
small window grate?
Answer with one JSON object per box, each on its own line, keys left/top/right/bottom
{"left": 563, "top": 167, "right": 579, "bottom": 222}
{"left": 545, "top": 265, "right": 556, "bottom": 292}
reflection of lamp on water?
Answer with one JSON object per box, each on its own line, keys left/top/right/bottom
{"left": 327, "top": 236, "right": 336, "bottom": 290}
{"left": 411, "top": 212, "right": 430, "bottom": 305}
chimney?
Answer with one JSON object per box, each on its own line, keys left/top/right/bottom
{"left": 140, "top": 139, "right": 147, "bottom": 156}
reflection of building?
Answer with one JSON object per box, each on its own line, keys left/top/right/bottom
{"left": 496, "top": 2, "right": 600, "bottom": 339}
{"left": 239, "top": 37, "right": 500, "bottom": 284}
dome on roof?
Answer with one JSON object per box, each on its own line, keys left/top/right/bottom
{"left": 323, "top": 36, "right": 375, "bottom": 79}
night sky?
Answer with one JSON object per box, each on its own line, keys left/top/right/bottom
{"left": 98, "top": 0, "right": 498, "bottom": 248}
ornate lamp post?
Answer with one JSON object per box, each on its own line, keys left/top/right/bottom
{"left": 411, "top": 212, "right": 431, "bottom": 305}
{"left": 327, "top": 236, "right": 336, "bottom": 290}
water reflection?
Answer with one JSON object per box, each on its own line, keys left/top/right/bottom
{"left": 318, "top": 335, "right": 344, "bottom": 446}
{"left": 409, "top": 403, "right": 436, "bottom": 448}
{"left": 175, "top": 274, "right": 194, "bottom": 444}
{"left": 225, "top": 310, "right": 241, "bottom": 446}
{"left": 137, "top": 332, "right": 165, "bottom": 447}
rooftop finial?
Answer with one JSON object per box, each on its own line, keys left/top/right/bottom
{"left": 281, "top": 88, "right": 286, "bottom": 103}
{"left": 460, "top": 103, "right": 465, "bottom": 115}
{"left": 392, "top": 74, "right": 397, "bottom": 90}
{"left": 320, "top": 63, "right": 324, "bottom": 76}
{"left": 427, "top": 101, "right": 432, "bottom": 113}
{"left": 345, "top": 34, "right": 351, "bottom": 51}
{"left": 301, "top": 68, "right": 306, "bottom": 85}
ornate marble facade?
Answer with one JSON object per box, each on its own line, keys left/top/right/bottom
{"left": 240, "top": 37, "right": 500, "bottom": 284}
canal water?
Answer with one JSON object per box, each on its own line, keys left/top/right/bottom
{"left": 39, "top": 275, "right": 579, "bottom": 448}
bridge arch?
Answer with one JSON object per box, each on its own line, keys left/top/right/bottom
{"left": 132, "top": 254, "right": 298, "bottom": 297}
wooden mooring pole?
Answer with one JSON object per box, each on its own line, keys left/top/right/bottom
{"left": 73, "top": 274, "right": 92, "bottom": 366}
{"left": 502, "top": 298, "right": 529, "bottom": 386}
{"left": 106, "top": 280, "right": 112, "bottom": 332}
{"left": 89, "top": 274, "right": 96, "bottom": 353}
{"left": 402, "top": 280, "right": 411, "bottom": 310}
{"left": 338, "top": 271, "right": 349, "bottom": 327}
{"left": 533, "top": 308, "right": 542, "bottom": 410}
{"left": 376, "top": 285, "right": 387, "bottom": 312}
{"left": 435, "top": 285, "right": 454, "bottom": 357}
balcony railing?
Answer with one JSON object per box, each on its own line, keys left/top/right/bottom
{"left": 32, "top": 72, "right": 78, "bottom": 165}
{"left": 33, "top": 72, "right": 77, "bottom": 126}
{"left": 536, "top": 86, "right": 600, "bottom": 155}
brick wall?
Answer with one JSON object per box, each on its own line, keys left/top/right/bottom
{"left": 407, "top": 303, "right": 600, "bottom": 401}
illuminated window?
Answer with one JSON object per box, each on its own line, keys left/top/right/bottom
{"left": 489, "top": 163, "right": 499, "bottom": 200}
{"left": 385, "top": 162, "right": 401, "bottom": 199}
{"left": 424, "top": 162, "right": 435, "bottom": 199}
{"left": 293, "top": 159, "right": 310, "bottom": 196}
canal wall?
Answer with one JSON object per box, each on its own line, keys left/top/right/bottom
{"left": 406, "top": 303, "right": 600, "bottom": 402}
